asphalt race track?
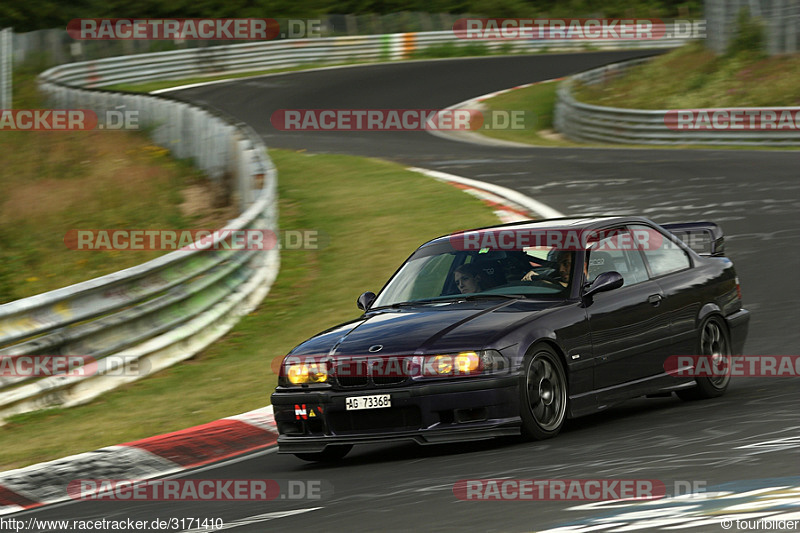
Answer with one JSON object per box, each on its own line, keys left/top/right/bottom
{"left": 24, "top": 51, "right": 800, "bottom": 532}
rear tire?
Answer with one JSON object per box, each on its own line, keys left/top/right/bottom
{"left": 293, "top": 445, "right": 352, "bottom": 462}
{"left": 520, "top": 345, "right": 568, "bottom": 440}
{"left": 677, "top": 316, "right": 731, "bottom": 401}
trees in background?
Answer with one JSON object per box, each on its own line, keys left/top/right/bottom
{"left": 1, "top": 0, "right": 703, "bottom": 32}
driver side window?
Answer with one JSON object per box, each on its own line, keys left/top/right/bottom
{"left": 628, "top": 224, "right": 691, "bottom": 278}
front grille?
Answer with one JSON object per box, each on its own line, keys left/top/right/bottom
{"left": 337, "top": 375, "right": 369, "bottom": 387}
{"left": 372, "top": 376, "right": 407, "bottom": 386}
{"left": 333, "top": 358, "right": 410, "bottom": 388}
{"left": 335, "top": 361, "right": 369, "bottom": 387}
{"left": 329, "top": 406, "right": 422, "bottom": 433}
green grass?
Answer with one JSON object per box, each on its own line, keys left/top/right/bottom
{"left": 0, "top": 149, "right": 499, "bottom": 471}
{"left": 476, "top": 80, "right": 575, "bottom": 147}
{"left": 477, "top": 44, "right": 800, "bottom": 150}
{"left": 0, "top": 72, "right": 232, "bottom": 305}
{"left": 409, "top": 42, "right": 493, "bottom": 59}
{"left": 573, "top": 42, "right": 800, "bottom": 108}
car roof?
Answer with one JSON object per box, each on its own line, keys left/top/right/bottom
{"left": 423, "top": 215, "right": 657, "bottom": 247}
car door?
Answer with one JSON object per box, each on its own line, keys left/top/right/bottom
{"left": 628, "top": 223, "right": 699, "bottom": 358}
{"left": 584, "top": 228, "right": 671, "bottom": 390}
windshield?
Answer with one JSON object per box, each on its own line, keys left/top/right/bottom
{"left": 372, "top": 246, "right": 577, "bottom": 308}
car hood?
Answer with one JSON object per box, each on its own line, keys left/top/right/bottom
{"left": 289, "top": 299, "right": 561, "bottom": 356}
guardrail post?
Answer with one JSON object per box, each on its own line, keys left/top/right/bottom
{"left": 0, "top": 28, "right": 11, "bottom": 110}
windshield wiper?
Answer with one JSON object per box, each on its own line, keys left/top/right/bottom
{"left": 461, "top": 293, "right": 527, "bottom": 301}
{"left": 420, "top": 293, "right": 527, "bottom": 303}
{"left": 385, "top": 298, "right": 450, "bottom": 308}
{"left": 375, "top": 294, "right": 526, "bottom": 310}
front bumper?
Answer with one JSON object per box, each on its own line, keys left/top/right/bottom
{"left": 271, "top": 375, "right": 520, "bottom": 453}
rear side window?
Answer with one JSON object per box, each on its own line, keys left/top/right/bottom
{"left": 629, "top": 224, "right": 691, "bottom": 278}
{"left": 586, "top": 228, "right": 650, "bottom": 287}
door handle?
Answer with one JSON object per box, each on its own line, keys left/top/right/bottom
{"left": 648, "top": 294, "right": 663, "bottom": 306}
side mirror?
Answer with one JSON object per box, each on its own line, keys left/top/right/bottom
{"left": 357, "top": 291, "right": 377, "bottom": 311}
{"left": 582, "top": 271, "right": 623, "bottom": 299}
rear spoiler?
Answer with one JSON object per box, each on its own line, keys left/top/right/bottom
{"left": 660, "top": 222, "right": 725, "bottom": 257}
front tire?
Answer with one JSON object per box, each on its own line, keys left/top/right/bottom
{"left": 677, "top": 316, "right": 732, "bottom": 401}
{"left": 520, "top": 345, "right": 568, "bottom": 440}
{"left": 293, "top": 444, "right": 352, "bottom": 462}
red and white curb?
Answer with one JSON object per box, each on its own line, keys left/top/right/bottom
{"left": 408, "top": 167, "right": 564, "bottom": 220}
{"left": 0, "top": 169, "right": 561, "bottom": 517}
{"left": 0, "top": 406, "right": 278, "bottom": 515}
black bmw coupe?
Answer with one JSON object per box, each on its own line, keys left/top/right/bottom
{"left": 271, "top": 216, "right": 749, "bottom": 461}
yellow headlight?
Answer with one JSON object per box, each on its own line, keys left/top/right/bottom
{"left": 287, "top": 363, "right": 328, "bottom": 384}
{"left": 287, "top": 364, "right": 307, "bottom": 384}
{"left": 432, "top": 355, "right": 453, "bottom": 375}
{"left": 454, "top": 351, "right": 480, "bottom": 373}
{"left": 308, "top": 363, "right": 328, "bottom": 383}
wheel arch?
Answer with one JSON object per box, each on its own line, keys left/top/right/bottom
{"left": 523, "top": 338, "right": 570, "bottom": 385}
{"left": 697, "top": 304, "right": 731, "bottom": 336}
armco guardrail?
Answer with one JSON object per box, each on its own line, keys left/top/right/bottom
{"left": 37, "top": 29, "right": 692, "bottom": 89}
{"left": 0, "top": 28, "right": 695, "bottom": 422}
{"left": 554, "top": 58, "right": 800, "bottom": 146}
{"left": 0, "top": 67, "right": 279, "bottom": 422}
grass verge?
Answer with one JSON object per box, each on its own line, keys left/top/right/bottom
{"left": 0, "top": 149, "right": 499, "bottom": 471}
{"left": 477, "top": 44, "right": 799, "bottom": 150}
{"left": 0, "top": 71, "right": 233, "bottom": 305}
{"left": 573, "top": 42, "right": 800, "bottom": 109}
{"left": 476, "top": 80, "right": 574, "bottom": 147}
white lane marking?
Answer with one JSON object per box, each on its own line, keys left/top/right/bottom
{"left": 735, "top": 435, "right": 800, "bottom": 453}
{"left": 181, "top": 507, "right": 323, "bottom": 532}
{"left": 0, "top": 505, "right": 23, "bottom": 516}
{"left": 407, "top": 167, "right": 565, "bottom": 219}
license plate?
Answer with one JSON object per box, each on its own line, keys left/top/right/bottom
{"left": 345, "top": 394, "right": 391, "bottom": 411}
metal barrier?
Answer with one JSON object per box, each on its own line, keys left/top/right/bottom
{"left": 554, "top": 58, "right": 800, "bottom": 146}
{"left": 0, "top": 63, "right": 279, "bottom": 421}
{"left": 36, "top": 29, "right": 693, "bottom": 90}
{"left": 0, "top": 27, "right": 697, "bottom": 421}
{"left": 14, "top": 23, "right": 695, "bottom": 69}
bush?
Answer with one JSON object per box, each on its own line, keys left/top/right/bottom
{"left": 727, "top": 8, "right": 765, "bottom": 58}
{"left": 410, "top": 42, "right": 489, "bottom": 59}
